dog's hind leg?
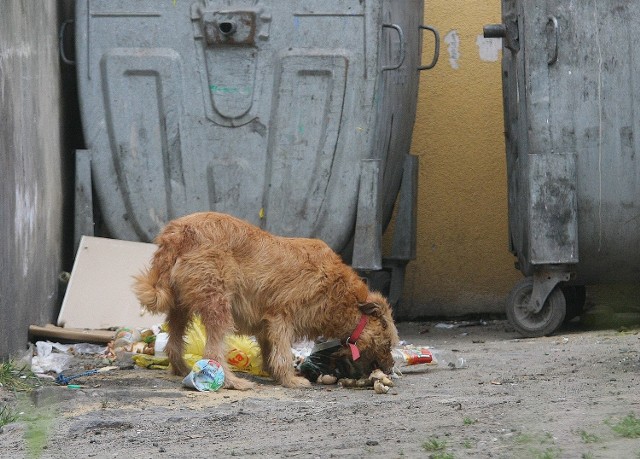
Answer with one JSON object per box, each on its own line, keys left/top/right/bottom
{"left": 264, "top": 320, "right": 311, "bottom": 388}
{"left": 199, "top": 299, "right": 256, "bottom": 391}
{"left": 176, "top": 249, "right": 255, "bottom": 390}
{"left": 255, "top": 332, "right": 273, "bottom": 375}
{"left": 165, "top": 307, "right": 191, "bottom": 376}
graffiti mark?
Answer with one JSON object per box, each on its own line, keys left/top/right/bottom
{"left": 444, "top": 30, "right": 460, "bottom": 69}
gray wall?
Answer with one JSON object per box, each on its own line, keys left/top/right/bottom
{"left": 0, "top": 0, "right": 65, "bottom": 359}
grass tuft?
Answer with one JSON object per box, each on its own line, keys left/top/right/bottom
{"left": 608, "top": 413, "right": 640, "bottom": 438}
{"left": 422, "top": 438, "right": 447, "bottom": 452}
{"left": 0, "top": 360, "right": 40, "bottom": 392}
{"left": 0, "top": 404, "right": 17, "bottom": 428}
{"left": 578, "top": 429, "right": 600, "bottom": 443}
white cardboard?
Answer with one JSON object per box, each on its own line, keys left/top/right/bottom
{"left": 57, "top": 236, "right": 164, "bottom": 329}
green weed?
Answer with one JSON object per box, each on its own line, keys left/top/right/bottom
{"left": 0, "top": 404, "right": 17, "bottom": 428}
{"left": 430, "top": 453, "right": 454, "bottom": 459}
{"left": 578, "top": 429, "right": 600, "bottom": 443}
{"left": 463, "top": 417, "right": 477, "bottom": 425}
{"left": 607, "top": 413, "right": 640, "bottom": 438}
{"left": 422, "top": 438, "right": 447, "bottom": 452}
{"left": 0, "top": 360, "right": 40, "bottom": 392}
{"left": 512, "top": 431, "right": 560, "bottom": 459}
{"left": 515, "top": 433, "right": 534, "bottom": 444}
{"left": 535, "top": 447, "right": 561, "bottom": 459}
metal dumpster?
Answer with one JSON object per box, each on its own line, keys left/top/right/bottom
{"left": 73, "top": 0, "right": 438, "bottom": 304}
{"left": 485, "top": 1, "right": 640, "bottom": 336}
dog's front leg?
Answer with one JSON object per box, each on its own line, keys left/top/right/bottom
{"left": 264, "top": 320, "right": 311, "bottom": 388}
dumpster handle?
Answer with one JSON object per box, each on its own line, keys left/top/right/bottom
{"left": 547, "top": 15, "right": 558, "bottom": 66}
{"left": 382, "top": 24, "right": 405, "bottom": 71}
{"left": 418, "top": 25, "right": 440, "bottom": 70}
{"left": 59, "top": 19, "right": 75, "bottom": 66}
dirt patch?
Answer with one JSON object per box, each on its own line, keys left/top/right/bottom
{"left": 2, "top": 318, "right": 640, "bottom": 458}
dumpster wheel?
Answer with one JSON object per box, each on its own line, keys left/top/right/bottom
{"left": 506, "top": 277, "right": 566, "bottom": 337}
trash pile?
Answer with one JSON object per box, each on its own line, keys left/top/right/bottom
{"left": 31, "top": 341, "right": 107, "bottom": 375}
{"left": 296, "top": 342, "right": 465, "bottom": 394}
{"left": 28, "top": 317, "right": 467, "bottom": 394}
{"left": 107, "top": 317, "right": 268, "bottom": 377}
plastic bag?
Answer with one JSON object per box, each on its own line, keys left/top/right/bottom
{"left": 31, "top": 341, "right": 107, "bottom": 374}
{"left": 31, "top": 341, "right": 73, "bottom": 374}
{"left": 298, "top": 340, "right": 368, "bottom": 382}
{"left": 183, "top": 317, "right": 268, "bottom": 377}
{"left": 131, "top": 316, "right": 268, "bottom": 377}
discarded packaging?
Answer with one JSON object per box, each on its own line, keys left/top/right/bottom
{"left": 154, "top": 332, "right": 169, "bottom": 356}
{"left": 114, "top": 327, "right": 156, "bottom": 356}
{"left": 121, "top": 317, "right": 269, "bottom": 377}
{"left": 297, "top": 339, "right": 374, "bottom": 382}
{"left": 131, "top": 353, "right": 169, "bottom": 370}
{"left": 182, "top": 359, "right": 225, "bottom": 392}
{"left": 392, "top": 345, "right": 467, "bottom": 370}
{"left": 31, "top": 341, "right": 108, "bottom": 374}
{"left": 113, "top": 327, "right": 141, "bottom": 349}
{"left": 431, "top": 350, "right": 467, "bottom": 369}
{"left": 31, "top": 342, "right": 72, "bottom": 374}
{"left": 392, "top": 347, "right": 434, "bottom": 366}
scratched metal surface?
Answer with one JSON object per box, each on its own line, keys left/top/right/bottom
{"left": 74, "top": 0, "right": 425, "bottom": 259}
{"left": 500, "top": 0, "right": 640, "bottom": 283}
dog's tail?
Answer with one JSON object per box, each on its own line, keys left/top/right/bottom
{"left": 133, "top": 265, "right": 173, "bottom": 315}
{"left": 133, "top": 236, "right": 184, "bottom": 315}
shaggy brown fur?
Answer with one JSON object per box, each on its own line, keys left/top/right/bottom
{"left": 133, "top": 212, "right": 399, "bottom": 389}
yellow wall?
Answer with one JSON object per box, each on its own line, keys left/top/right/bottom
{"left": 402, "top": 1, "right": 522, "bottom": 316}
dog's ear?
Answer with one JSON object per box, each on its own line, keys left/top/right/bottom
{"left": 358, "top": 301, "right": 383, "bottom": 317}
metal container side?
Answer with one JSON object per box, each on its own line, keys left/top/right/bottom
{"left": 74, "top": 0, "right": 427, "bottom": 261}
{"left": 489, "top": 0, "right": 640, "bottom": 336}
{"left": 502, "top": 0, "right": 640, "bottom": 284}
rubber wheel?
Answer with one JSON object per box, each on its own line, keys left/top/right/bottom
{"left": 506, "top": 277, "right": 566, "bottom": 337}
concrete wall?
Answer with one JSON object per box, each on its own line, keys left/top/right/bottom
{"left": 400, "top": 0, "right": 521, "bottom": 317}
{"left": 0, "top": 0, "right": 65, "bottom": 358}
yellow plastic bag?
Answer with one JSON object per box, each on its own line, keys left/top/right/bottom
{"left": 133, "top": 316, "right": 268, "bottom": 377}
{"left": 132, "top": 353, "right": 169, "bottom": 370}
{"left": 223, "top": 334, "right": 269, "bottom": 377}
{"left": 184, "top": 317, "right": 268, "bottom": 377}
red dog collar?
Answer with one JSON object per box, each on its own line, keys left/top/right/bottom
{"left": 345, "top": 315, "right": 368, "bottom": 361}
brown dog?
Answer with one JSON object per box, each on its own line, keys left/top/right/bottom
{"left": 133, "top": 211, "right": 399, "bottom": 389}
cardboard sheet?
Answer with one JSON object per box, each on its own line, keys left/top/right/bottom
{"left": 57, "top": 236, "right": 164, "bottom": 329}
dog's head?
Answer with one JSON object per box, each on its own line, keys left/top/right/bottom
{"left": 345, "top": 291, "right": 399, "bottom": 375}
